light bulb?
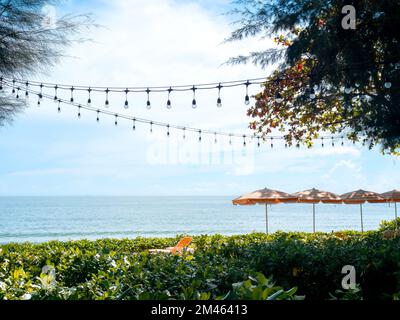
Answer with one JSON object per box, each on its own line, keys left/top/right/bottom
{"left": 309, "top": 89, "right": 316, "bottom": 99}
{"left": 124, "top": 100, "right": 129, "bottom": 109}
{"left": 344, "top": 87, "right": 352, "bottom": 94}
{"left": 105, "top": 100, "right": 109, "bottom": 108}
{"left": 146, "top": 101, "right": 151, "bottom": 110}
{"left": 244, "top": 95, "right": 250, "bottom": 105}
{"left": 192, "top": 99, "right": 197, "bottom": 109}
{"left": 166, "top": 100, "right": 172, "bottom": 109}
{"left": 384, "top": 81, "right": 392, "bottom": 89}
{"left": 217, "top": 97, "right": 222, "bottom": 108}
{"left": 275, "top": 93, "right": 283, "bottom": 103}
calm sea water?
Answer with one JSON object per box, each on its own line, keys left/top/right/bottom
{"left": 0, "top": 197, "right": 396, "bottom": 243}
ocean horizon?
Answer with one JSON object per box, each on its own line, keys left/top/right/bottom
{"left": 0, "top": 196, "right": 396, "bottom": 244}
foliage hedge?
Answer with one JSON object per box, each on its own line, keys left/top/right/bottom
{"left": 0, "top": 219, "right": 399, "bottom": 300}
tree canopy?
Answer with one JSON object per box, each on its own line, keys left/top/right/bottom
{"left": 0, "top": 0, "right": 91, "bottom": 126}
{"left": 227, "top": 0, "right": 400, "bottom": 154}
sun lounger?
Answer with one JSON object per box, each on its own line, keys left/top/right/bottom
{"left": 149, "top": 236, "right": 194, "bottom": 254}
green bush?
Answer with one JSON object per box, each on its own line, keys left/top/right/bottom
{"left": 0, "top": 224, "right": 399, "bottom": 300}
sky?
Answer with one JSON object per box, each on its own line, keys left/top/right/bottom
{"left": 0, "top": 0, "right": 399, "bottom": 196}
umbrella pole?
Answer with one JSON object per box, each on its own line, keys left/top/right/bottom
{"left": 360, "top": 203, "right": 364, "bottom": 232}
{"left": 313, "top": 203, "right": 316, "bottom": 233}
{"left": 265, "top": 204, "right": 269, "bottom": 235}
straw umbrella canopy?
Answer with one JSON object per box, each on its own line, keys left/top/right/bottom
{"left": 294, "top": 188, "right": 342, "bottom": 233}
{"left": 340, "top": 189, "right": 386, "bottom": 232}
{"left": 232, "top": 188, "right": 298, "bottom": 234}
{"left": 380, "top": 190, "right": 400, "bottom": 228}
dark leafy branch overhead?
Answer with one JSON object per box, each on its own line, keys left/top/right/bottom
{"left": 227, "top": 0, "right": 400, "bottom": 154}
{"left": 0, "top": 0, "right": 94, "bottom": 126}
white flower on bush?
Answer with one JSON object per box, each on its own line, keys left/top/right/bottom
{"left": 39, "top": 265, "right": 57, "bottom": 291}
{"left": 21, "top": 293, "right": 32, "bottom": 300}
{"left": 0, "top": 281, "right": 6, "bottom": 291}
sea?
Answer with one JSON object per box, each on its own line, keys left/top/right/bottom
{"left": 0, "top": 196, "right": 396, "bottom": 244}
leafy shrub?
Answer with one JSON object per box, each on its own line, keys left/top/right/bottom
{"left": 1, "top": 222, "right": 399, "bottom": 300}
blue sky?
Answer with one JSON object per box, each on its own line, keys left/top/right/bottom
{"left": 0, "top": 0, "right": 399, "bottom": 196}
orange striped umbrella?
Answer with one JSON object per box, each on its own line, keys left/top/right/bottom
{"left": 294, "top": 188, "right": 342, "bottom": 232}
{"left": 381, "top": 190, "right": 400, "bottom": 228}
{"left": 340, "top": 189, "right": 385, "bottom": 232}
{"left": 232, "top": 188, "right": 298, "bottom": 234}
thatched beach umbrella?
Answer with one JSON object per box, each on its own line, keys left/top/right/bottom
{"left": 340, "top": 189, "right": 385, "bottom": 232}
{"left": 232, "top": 188, "right": 298, "bottom": 234}
{"left": 294, "top": 188, "right": 342, "bottom": 233}
{"left": 381, "top": 190, "right": 400, "bottom": 229}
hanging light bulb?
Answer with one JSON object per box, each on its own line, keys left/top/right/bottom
{"left": 341, "top": 136, "right": 344, "bottom": 146}
{"left": 150, "top": 121, "right": 153, "bottom": 133}
{"left": 114, "top": 115, "right": 118, "bottom": 126}
{"left": 198, "top": 130, "right": 202, "bottom": 142}
{"left": 331, "top": 137, "right": 335, "bottom": 147}
{"left": 216, "top": 84, "right": 222, "bottom": 107}
{"left": 25, "top": 82, "right": 29, "bottom": 98}
{"left": 243, "top": 135, "right": 247, "bottom": 147}
{"left": 37, "top": 93, "right": 42, "bottom": 107}
{"left": 167, "top": 88, "right": 172, "bottom": 109}
{"left": 192, "top": 86, "right": 197, "bottom": 109}
{"left": 257, "top": 137, "right": 261, "bottom": 148}
{"left": 344, "top": 83, "right": 352, "bottom": 94}
{"left": 133, "top": 118, "right": 136, "bottom": 131}
{"left": 70, "top": 87, "right": 74, "bottom": 103}
{"left": 16, "top": 87, "right": 20, "bottom": 99}
{"left": 105, "top": 89, "right": 110, "bottom": 108}
{"left": 270, "top": 138, "right": 274, "bottom": 148}
{"left": 11, "top": 79, "right": 16, "bottom": 94}
{"left": 96, "top": 110, "right": 100, "bottom": 122}
{"left": 87, "top": 88, "right": 92, "bottom": 107}
{"left": 321, "top": 137, "right": 324, "bottom": 147}
{"left": 275, "top": 92, "right": 283, "bottom": 103}
{"left": 244, "top": 81, "right": 250, "bottom": 105}
{"left": 214, "top": 132, "right": 217, "bottom": 144}
{"left": 57, "top": 99, "right": 61, "bottom": 113}
{"left": 309, "top": 88, "right": 316, "bottom": 99}
{"left": 78, "top": 106, "right": 81, "bottom": 118}
{"left": 124, "top": 89, "right": 129, "bottom": 109}
{"left": 229, "top": 135, "right": 232, "bottom": 145}
{"left": 167, "top": 125, "right": 170, "bottom": 137}
{"left": 146, "top": 88, "right": 151, "bottom": 110}
{"left": 182, "top": 128, "right": 186, "bottom": 139}
{"left": 384, "top": 81, "right": 392, "bottom": 89}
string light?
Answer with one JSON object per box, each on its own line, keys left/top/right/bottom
{"left": 244, "top": 80, "right": 250, "bottom": 105}
{"left": 344, "top": 83, "right": 352, "bottom": 94}
{"left": 133, "top": 118, "right": 136, "bottom": 131}
{"left": 341, "top": 136, "right": 344, "bottom": 146}
{"left": 192, "top": 86, "right": 197, "bottom": 109}
{"left": 309, "top": 87, "right": 316, "bottom": 99}
{"left": 38, "top": 84, "right": 43, "bottom": 106}
{"left": 146, "top": 88, "right": 151, "bottom": 110}
{"left": 16, "top": 87, "right": 20, "bottom": 99}
{"left": 70, "top": 87, "right": 74, "bottom": 102}
{"left": 270, "top": 137, "right": 274, "bottom": 148}
{"left": 1, "top": 79, "right": 351, "bottom": 148}
{"left": 57, "top": 99, "right": 61, "bottom": 113}
{"left": 321, "top": 137, "right": 324, "bottom": 147}
{"left": 182, "top": 127, "right": 186, "bottom": 139}
{"left": 25, "top": 82, "right": 29, "bottom": 98}
{"left": 96, "top": 110, "right": 100, "bottom": 122}
{"left": 12, "top": 79, "right": 15, "bottom": 94}
{"left": 275, "top": 92, "right": 283, "bottom": 104}
{"left": 384, "top": 81, "right": 392, "bottom": 89}
{"left": 167, "top": 124, "right": 170, "bottom": 137}
{"left": 54, "top": 85, "right": 58, "bottom": 101}
{"left": 214, "top": 132, "right": 217, "bottom": 144}
{"left": 216, "top": 83, "right": 222, "bottom": 107}
{"left": 257, "top": 137, "right": 261, "bottom": 148}
{"left": 331, "top": 137, "right": 335, "bottom": 147}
